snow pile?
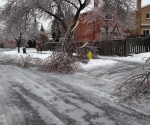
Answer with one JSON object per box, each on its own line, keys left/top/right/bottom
{"left": 81, "top": 59, "right": 118, "bottom": 70}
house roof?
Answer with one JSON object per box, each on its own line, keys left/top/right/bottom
{"left": 142, "top": 4, "right": 150, "bottom": 9}
{"left": 134, "top": 3, "right": 150, "bottom": 12}
{"left": 80, "top": 0, "right": 94, "bottom": 14}
{"left": 80, "top": 6, "right": 93, "bottom": 14}
{"left": 81, "top": 1, "right": 150, "bottom": 15}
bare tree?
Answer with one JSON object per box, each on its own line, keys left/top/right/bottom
{"left": 0, "top": 0, "right": 90, "bottom": 50}
{"left": 51, "top": 1, "right": 74, "bottom": 42}
{"left": 82, "top": 0, "right": 136, "bottom": 40}
{"left": 0, "top": 0, "right": 91, "bottom": 73}
{"left": 0, "top": 1, "right": 89, "bottom": 34}
{"left": 0, "top": 0, "right": 136, "bottom": 73}
{"left": 0, "top": 0, "right": 136, "bottom": 47}
{"left": 28, "top": 17, "right": 39, "bottom": 41}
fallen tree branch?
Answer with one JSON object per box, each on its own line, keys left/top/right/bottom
{"left": 0, "top": 54, "right": 42, "bottom": 68}
{"left": 113, "top": 67, "right": 150, "bottom": 101}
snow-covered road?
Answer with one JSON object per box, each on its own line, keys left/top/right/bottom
{"left": 0, "top": 62, "right": 149, "bottom": 125}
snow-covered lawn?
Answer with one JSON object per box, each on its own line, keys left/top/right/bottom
{"left": 2, "top": 47, "right": 150, "bottom": 69}
{"left": 99, "top": 52, "right": 150, "bottom": 64}
{"left": 0, "top": 48, "right": 150, "bottom": 125}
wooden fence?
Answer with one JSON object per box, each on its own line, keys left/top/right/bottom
{"left": 97, "top": 37, "right": 150, "bottom": 56}
{"left": 41, "top": 37, "right": 150, "bottom": 57}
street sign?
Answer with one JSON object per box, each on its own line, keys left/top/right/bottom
{"left": 10, "top": 41, "right": 13, "bottom": 44}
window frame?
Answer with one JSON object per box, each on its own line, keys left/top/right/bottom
{"left": 143, "top": 29, "right": 150, "bottom": 35}
{"left": 146, "top": 13, "right": 150, "bottom": 19}
{"left": 104, "top": 13, "right": 113, "bottom": 20}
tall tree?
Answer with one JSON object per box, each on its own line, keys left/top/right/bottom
{"left": 0, "top": 0, "right": 136, "bottom": 54}
{"left": 0, "top": 0, "right": 136, "bottom": 73}
{"left": 0, "top": 0, "right": 136, "bottom": 42}
{"left": 40, "top": 25, "right": 45, "bottom": 32}
{"left": 0, "top": 1, "right": 89, "bottom": 36}
{"left": 82, "top": 0, "right": 136, "bottom": 40}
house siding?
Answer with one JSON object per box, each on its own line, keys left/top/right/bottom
{"left": 75, "top": 13, "right": 96, "bottom": 42}
{"left": 129, "top": 1, "right": 150, "bottom": 36}
{"left": 75, "top": 12, "right": 124, "bottom": 42}
{"left": 2, "top": 41, "right": 17, "bottom": 48}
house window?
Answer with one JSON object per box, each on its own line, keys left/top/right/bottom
{"left": 104, "top": 14, "right": 113, "bottom": 20}
{"left": 146, "top": 13, "right": 150, "bottom": 19}
{"left": 143, "top": 29, "right": 150, "bottom": 35}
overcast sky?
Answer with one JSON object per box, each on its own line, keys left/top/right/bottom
{"left": 142, "top": 0, "right": 150, "bottom": 6}
{"left": 0, "top": 0, "right": 150, "bottom": 7}
{"left": 0, "top": 0, "right": 150, "bottom": 6}
{"left": 0, "top": 0, "right": 150, "bottom": 29}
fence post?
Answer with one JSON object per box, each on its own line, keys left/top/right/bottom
{"left": 103, "top": 40, "right": 106, "bottom": 56}
{"left": 124, "top": 39, "right": 130, "bottom": 56}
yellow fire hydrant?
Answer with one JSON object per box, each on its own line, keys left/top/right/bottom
{"left": 87, "top": 52, "right": 92, "bottom": 60}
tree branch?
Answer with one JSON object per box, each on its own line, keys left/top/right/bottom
{"left": 64, "top": 0, "right": 79, "bottom": 10}
{"left": 37, "top": 4, "right": 68, "bottom": 31}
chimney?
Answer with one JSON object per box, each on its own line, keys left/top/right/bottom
{"left": 94, "top": 0, "right": 98, "bottom": 7}
{"left": 137, "top": 0, "right": 141, "bottom": 11}
{"left": 137, "top": 0, "right": 141, "bottom": 35}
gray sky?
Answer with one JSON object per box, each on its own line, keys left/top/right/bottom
{"left": 0, "top": 0, "right": 150, "bottom": 7}
{"left": 0, "top": 0, "right": 149, "bottom": 29}
{"left": 142, "top": 0, "right": 150, "bottom": 6}
{"left": 0, "top": 0, "right": 5, "bottom": 6}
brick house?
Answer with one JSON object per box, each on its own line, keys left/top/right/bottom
{"left": 74, "top": 1, "right": 125, "bottom": 42}
{"left": 129, "top": 0, "right": 150, "bottom": 36}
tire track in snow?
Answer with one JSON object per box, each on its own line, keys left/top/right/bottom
{"left": 0, "top": 65, "right": 47, "bottom": 125}
{"left": 3, "top": 65, "right": 150, "bottom": 125}
{"left": 0, "top": 81, "right": 26, "bottom": 125}
{"left": 11, "top": 66, "right": 115, "bottom": 125}
{"left": 12, "top": 66, "right": 150, "bottom": 125}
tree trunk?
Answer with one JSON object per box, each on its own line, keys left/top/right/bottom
{"left": 15, "top": 33, "right": 22, "bottom": 53}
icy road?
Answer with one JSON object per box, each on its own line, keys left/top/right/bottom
{"left": 0, "top": 63, "right": 150, "bottom": 125}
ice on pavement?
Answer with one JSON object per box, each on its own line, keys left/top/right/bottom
{"left": 1, "top": 48, "right": 150, "bottom": 125}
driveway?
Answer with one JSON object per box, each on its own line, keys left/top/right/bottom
{"left": 0, "top": 62, "right": 149, "bottom": 125}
